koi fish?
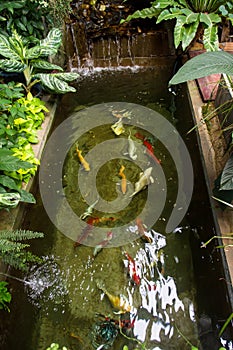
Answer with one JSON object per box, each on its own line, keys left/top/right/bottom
{"left": 111, "top": 119, "right": 125, "bottom": 135}
{"left": 112, "top": 110, "right": 132, "bottom": 119}
{"left": 130, "top": 167, "right": 154, "bottom": 197}
{"left": 91, "top": 216, "right": 116, "bottom": 225}
{"left": 119, "top": 165, "right": 127, "bottom": 194}
{"left": 123, "top": 251, "right": 141, "bottom": 285}
{"left": 93, "top": 231, "right": 113, "bottom": 257}
{"left": 74, "top": 217, "right": 94, "bottom": 247}
{"left": 96, "top": 280, "right": 132, "bottom": 314}
{"left": 70, "top": 332, "right": 84, "bottom": 344}
{"left": 134, "top": 133, "right": 161, "bottom": 164}
{"left": 135, "top": 217, "right": 152, "bottom": 243}
{"left": 80, "top": 198, "right": 99, "bottom": 220}
{"left": 76, "top": 145, "right": 90, "bottom": 171}
{"left": 125, "top": 131, "right": 137, "bottom": 160}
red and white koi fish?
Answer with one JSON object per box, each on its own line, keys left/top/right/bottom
{"left": 123, "top": 251, "right": 141, "bottom": 285}
{"left": 74, "top": 217, "right": 94, "bottom": 247}
{"left": 93, "top": 231, "right": 113, "bottom": 257}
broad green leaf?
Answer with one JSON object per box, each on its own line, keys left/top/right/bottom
{"left": 30, "top": 59, "right": 63, "bottom": 71}
{"left": 121, "top": 6, "right": 160, "bottom": 22}
{"left": 157, "top": 8, "right": 182, "bottom": 23}
{"left": 19, "top": 189, "right": 36, "bottom": 204}
{"left": 0, "top": 149, "right": 33, "bottom": 171}
{"left": 0, "top": 59, "right": 25, "bottom": 72}
{"left": 0, "top": 175, "right": 18, "bottom": 191}
{"left": 220, "top": 154, "right": 233, "bottom": 190}
{"left": 181, "top": 9, "right": 199, "bottom": 24}
{"left": 181, "top": 21, "right": 199, "bottom": 50}
{"left": 169, "top": 51, "right": 233, "bottom": 85}
{"left": 203, "top": 25, "right": 219, "bottom": 51}
{"left": 0, "top": 34, "right": 20, "bottom": 60}
{"left": 35, "top": 73, "right": 77, "bottom": 93}
{"left": 200, "top": 12, "right": 221, "bottom": 26}
{"left": 174, "top": 16, "right": 186, "bottom": 48}
{"left": 39, "top": 28, "right": 62, "bottom": 56}
{"left": 191, "top": 347, "right": 198, "bottom": 350}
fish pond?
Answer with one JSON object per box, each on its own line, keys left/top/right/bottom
{"left": 1, "top": 66, "right": 233, "bottom": 350}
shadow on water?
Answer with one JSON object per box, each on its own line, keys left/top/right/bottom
{"left": 1, "top": 66, "right": 233, "bottom": 350}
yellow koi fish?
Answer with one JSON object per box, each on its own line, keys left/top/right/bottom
{"left": 119, "top": 165, "right": 127, "bottom": 194}
{"left": 96, "top": 280, "right": 132, "bottom": 314}
{"left": 76, "top": 145, "right": 90, "bottom": 172}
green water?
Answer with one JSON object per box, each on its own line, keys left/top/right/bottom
{"left": 1, "top": 67, "right": 232, "bottom": 350}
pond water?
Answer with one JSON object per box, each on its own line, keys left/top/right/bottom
{"left": 1, "top": 66, "right": 233, "bottom": 350}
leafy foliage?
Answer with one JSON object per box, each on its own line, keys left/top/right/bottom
{"left": 169, "top": 51, "right": 233, "bottom": 85}
{"left": 0, "top": 0, "right": 52, "bottom": 41}
{"left": 0, "top": 281, "right": 11, "bottom": 311}
{"left": 46, "top": 343, "right": 69, "bottom": 350}
{"left": 122, "top": 0, "right": 233, "bottom": 51}
{"left": 0, "top": 29, "right": 79, "bottom": 94}
{"left": 0, "top": 229, "right": 44, "bottom": 271}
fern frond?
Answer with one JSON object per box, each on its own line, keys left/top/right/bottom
{"left": 0, "top": 229, "right": 44, "bottom": 241}
{"left": 0, "top": 239, "right": 29, "bottom": 253}
{"left": 1, "top": 251, "right": 43, "bottom": 272}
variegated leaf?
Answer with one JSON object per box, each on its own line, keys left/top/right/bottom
{"left": 181, "top": 21, "right": 199, "bottom": 50}
{"left": 181, "top": 9, "right": 199, "bottom": 24}
{"left": 169, "top": 51, "right": 233, "bottom": 86}
{"left": 157, "top": 8, "right": 182, "bottom": 23}
{"left": 51, "top": 72, "right": 79, "bottom": 82}
{"left": 34, "top": 73, "right": 77, "bottom": 94}
{"left": 25, "top": 46, "right": 43, "bottom": 60}
{"left": 174, "top": 16, "right": 186, "bottom": 48}
{"left": 0, "top": 59, "right": 25, "bottom": 72}
{"left": 39, "top": 28, "right": 62, "bottom": 56}
{"left": 31, "top": 59, "right": 63, "bottom": 71}
{"left": 203, "top": 25, "right": 219, "bottom": 51}
{"left": 200, "top": 12, "right": 221, "bottom": 26}
{"left": 0, "top": 34, "right": 20, "bottom": 60}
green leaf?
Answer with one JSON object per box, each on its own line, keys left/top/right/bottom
{"left": 174, "top": 16, "right": 186, "bottom": 48}
{"left": 30, "top": 59, "right": 63, "bottom": 71}
{"left": 0, "top": 192, "right": 21, "bottom": 208}
{"left": 0, "top": 59, "right": 26, "bottom": 72}
{"left": 0, "top": 34, "right": 20, "bottom": 60}
{"left": 39, "top": 28, "right": 62, "bottom": 56}
{"left": 157, "top": 8, "right": 182, "bottom": 23}
{"left": 121, "top": 6, "right": 161, "bottom": 22}
{"left": 181, "top": 20, "right": 199, "bottom": 50}
{"left": 0, "top": 175, "right": 19, "bottom": 191}
{"left": 35, "top": 73, "right": 77, "bottom": 94}
{"left": 18, "top": 189, "right": 36, "bottom": 204}
{"left": 0, "top": 149, "right": 33, "bottom": 171}
{"left": 203, "top": 25, "right": 219, "bottom": 51}
{"left": 169, "top": 51, "right": 233, "bottom": 85}
{"left": 220, "top": 154, "right": 233, "bottom": 190}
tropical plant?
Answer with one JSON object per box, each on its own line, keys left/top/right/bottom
{"left": 122, "top": 0, "right": 233, "bottom": 51}
{"left": 0, "top": 281, "right": 11, "bottom": 311}
{"left": 0, "top": 28, "right": 79, "bottom": 94}
{"left": 0, "top": 229, "right": 44, "bottom": 271}
{"left": 169, "top": 51, "right": 233, "bottom": 85}
{"left": 168, "top": 51, "right": 233, "bottom": 208}
{"left": 0, "top": 82, "right": 48, "bottom": 188}
{"left": 0, "top": 148, "right": 36, "bottom": 208}
{"left": 0, "top": 0, "right": 52, "bottom": 41}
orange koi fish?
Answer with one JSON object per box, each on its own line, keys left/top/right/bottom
{"left": 96, "top": 280, "right": 132, "bottom": 314}
{"left": 76, "top": 145, "right": 90, "bottom": 171}
{"left": 123, "top": 251, "right": 141, "bottom": 286}
{"left": 119, "top": 165, "right": 127, "bottom": 194}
